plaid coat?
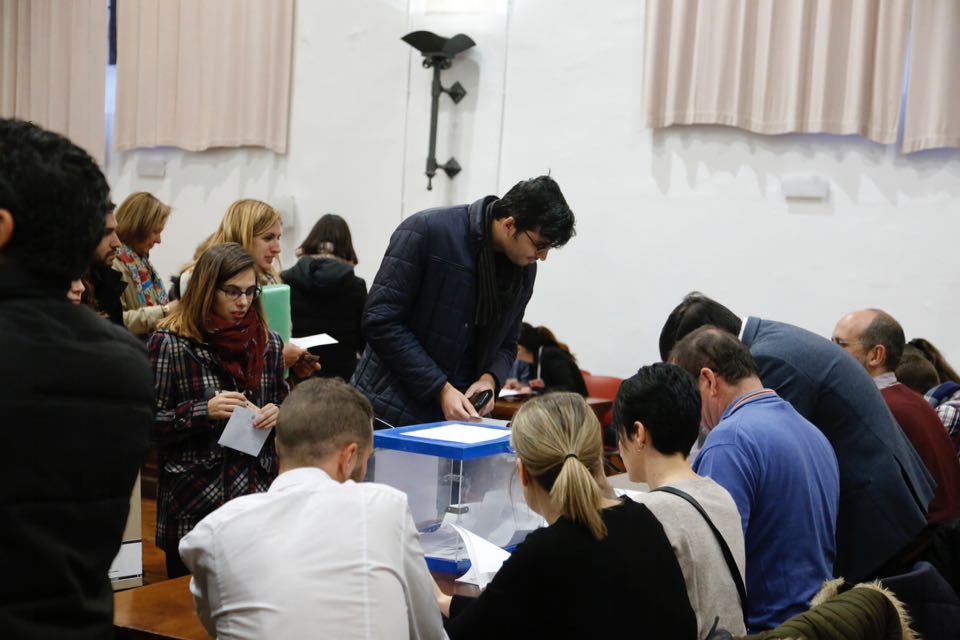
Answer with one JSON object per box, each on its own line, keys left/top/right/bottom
{"left": 147, "top": 328, "right": 288, "bottom": 549}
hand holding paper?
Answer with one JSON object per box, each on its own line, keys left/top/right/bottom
{"left": 207, "top": 391, "right": 248, "bottom": 420}
{"left": 218, "top": 407, "right": 272, "bottom": 456}
{"left": 253, "top": 403, "right": 279, "bottom": 430}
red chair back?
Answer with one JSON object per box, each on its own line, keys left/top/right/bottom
{"left": 581, "top": 372, "right": 623, "bottom": 427}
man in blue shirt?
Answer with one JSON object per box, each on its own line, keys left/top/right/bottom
{"left": 671, "top": 326, "right": 840, "bottom": 632}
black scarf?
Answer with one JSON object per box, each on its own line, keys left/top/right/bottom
{"left": 475, "top": 203, "right": 523, "bottom": 354}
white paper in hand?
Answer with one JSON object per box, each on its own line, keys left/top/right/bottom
{"left": 218, "top": 407, "right": 271, "bottom": 456}
{"left": 451, "top": 524, "right": 511, "bottom": 590}
{"left": 289, "top": 333, "right": 338, "bottom": 349}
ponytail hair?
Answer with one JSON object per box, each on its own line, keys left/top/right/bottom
{"left": 511, "top": 392, "right": 607, "bottom": 540}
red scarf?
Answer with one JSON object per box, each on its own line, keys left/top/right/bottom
{"left": 205, "top": 311, "right": 265, "bottom": 392}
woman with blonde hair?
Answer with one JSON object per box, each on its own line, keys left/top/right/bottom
{"left": 148, "top": 242, "right": 286, "bottom": 578}
{"left": 435, "top": 393, "right": 696, "bottom": 640}
{"left": 180, "top": 199, "right": 318, "bottom": 377}
{"left": 179, "top": 199, "right": 282, "bottom": 293}
{"left": 209, "top": 199, "right": 283, "bottom": 284}
{"left": 113, "top": 191, "right": 176, "bottom": 335}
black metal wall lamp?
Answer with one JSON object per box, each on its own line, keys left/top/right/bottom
{"left": 402, "top": 30, "right": 476, "bottom": 190}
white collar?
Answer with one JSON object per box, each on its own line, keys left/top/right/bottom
{"left": 873, "top": 371, "right": 898, "bottom": 390}
{"left": 269, "top": 466, "right": 340, "bottom": 493}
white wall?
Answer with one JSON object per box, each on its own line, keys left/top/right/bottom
{"left": 105, "top": 0, "right": 960, "bottom": 379}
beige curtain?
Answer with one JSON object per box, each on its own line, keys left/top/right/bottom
{"left": 114, "top": 0, "right": 294, "bottom": 154}
{"left": 0, "top": 0, "right": 107, "bottom": 164}
{"left": 643, "top": 0, "right": 910, "bottom": 144}
{"left": 902, "top": 1, "right": 960, "bottom": 153}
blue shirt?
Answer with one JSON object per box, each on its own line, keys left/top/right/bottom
{"left": 693, "top": 389, "right": 839, "bottom": 632}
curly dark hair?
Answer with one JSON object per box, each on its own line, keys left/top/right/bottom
{"left": 0, "top": 118, "right": 113, "bottom": 283}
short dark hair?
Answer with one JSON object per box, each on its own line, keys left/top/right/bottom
{"left": 670, "top": 326, "right": 759, "bottom": 385}
{"left": 297, "top": 213, "right": 358, "bottom": 265}
{"left": 491, "top": 175, "right": 575, "bottom": 248}
{"left": 0, "top": 118, "right": 114, "bottom": 283}
{"left": 659, "top": 292, "right": 742, "bottom": 361}
{"left": 276, "top": 378, "right": 373, "bottom": 466}
{"left": 860, "top": 309, "right": 905, "bottom": 371}
{"left": 896, "top": 345, "right": 940, "bottom": 395}
{"left": 613, "top": 363, "right": 701, "bottom": 456}
{"left": 518, "top": 322, "right": 557, "bottom": 351}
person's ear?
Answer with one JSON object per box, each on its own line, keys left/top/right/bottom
{"left": 868, "top": 344, "right": 887, "bottom": 370}
{"left": 699, "top": 367, "right": 719, "bottom": 397}
{"left": 634, "top": 421, "right": 648, "bottom": 450}
{"left": 0, "top": 209, "right": 14, "bottom": 249}
{"left": 502, "top": 216, "right": 516, "bottom": 233}
{"left": 517, "top": 458, "right": 531, "bottom": 487}
{"left": 337, "top": 442, "right": 360, "bottom": 482}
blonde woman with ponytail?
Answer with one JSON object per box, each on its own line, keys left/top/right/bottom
{"left": 435, "top": 392, "right": 698, "bottom": 640}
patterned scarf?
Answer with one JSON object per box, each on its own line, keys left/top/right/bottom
{"left": 205, "top": 311, "right": 265, "bottom": 392}
{"left": 115, "top": 244, "right": 168, "bottom": 307}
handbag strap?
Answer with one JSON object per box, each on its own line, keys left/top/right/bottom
{"left": 650, "top": 485, "right": 748, "bottom": 623}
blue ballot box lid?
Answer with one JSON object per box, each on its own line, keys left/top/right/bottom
{"left": 373, "top": 421, "right": 513, "bottom": 460}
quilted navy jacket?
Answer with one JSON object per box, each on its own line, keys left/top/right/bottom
{"left": 352, "top": 196, "right": 535, "bottom": 426}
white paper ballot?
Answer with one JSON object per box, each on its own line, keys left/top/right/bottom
{"left": 218, "top": 407, "right": 271, "bottom": 456}
{"left": 406, "top": 423, "right": 509, "bottom": 444}
{"left": 497, "top": 388, "right": 525, "bottom": 398}
{"left": 289, "top": 333, "right": 338, "bottom": 349}
{"left": 451, "top": 524, "right": 511, "bottom": 589}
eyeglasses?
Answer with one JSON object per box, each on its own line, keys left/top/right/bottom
{"left": 832, "top": 337, "right": 874, "bottom": 349}
{"left": 217, "top": 285, "right": 262, "bottom": 301}
{"left": 522, "top": 230, "right": 552, "bottom": 254}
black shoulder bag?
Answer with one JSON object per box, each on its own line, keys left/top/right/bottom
{"left": 650, "top": 485, "right": 748, "bottom": 636}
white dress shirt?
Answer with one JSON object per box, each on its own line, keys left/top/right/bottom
{"left": 179, "top": 467, "right": 446, "bottom": 640}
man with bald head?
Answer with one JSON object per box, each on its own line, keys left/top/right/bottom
{"left": 660, "top": 292, "right": 934, "bottom": 582}
{"left": 833, "top": 309, "right": 960, "bottom": 528}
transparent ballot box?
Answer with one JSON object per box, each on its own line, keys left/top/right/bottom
{"left": 369, "top": 421, "right": 544, "bottom": 574}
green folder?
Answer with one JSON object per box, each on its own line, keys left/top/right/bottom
{"left": 260, "top": 284, "right": 291, "bottom": 343}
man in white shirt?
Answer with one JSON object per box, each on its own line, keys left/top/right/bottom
{"left": 179, "top": 378, "right": 446, "bottom": 640}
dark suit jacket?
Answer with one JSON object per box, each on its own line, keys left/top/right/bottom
{"left": 0, "top": 263, "right": 153, "bottom": 639}
{"left": 741, "top": 316, "right": 935, "bottom": 582}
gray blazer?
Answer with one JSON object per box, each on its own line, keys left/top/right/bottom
{"left": 741, "top": 316, "right": 935, "bottom": 582}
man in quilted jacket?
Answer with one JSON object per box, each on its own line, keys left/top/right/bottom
{"left": 352, "top": 176, "right": 575, "bottom": 427}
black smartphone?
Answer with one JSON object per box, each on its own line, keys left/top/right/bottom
{"left": 470, "top": 389, "right": 494, "bottom": 412}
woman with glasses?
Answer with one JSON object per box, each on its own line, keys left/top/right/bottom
{"left": 179, "top": 199, "right": 318, "bottom": 378}
{"left": 148, "top": 243, "right": 287, "bottom": 578}
{"left": 434, "top": 392, "right": 696, "bottom": 640}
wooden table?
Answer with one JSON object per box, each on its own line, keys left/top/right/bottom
{"left": 114, "top": 577, "right": 205, "bottom": 640}
{"left": 115, "top": 572, "right": 480, "bottom": 639}
{"left": 492, "top": 395, "right": 613, "bottom": 422}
